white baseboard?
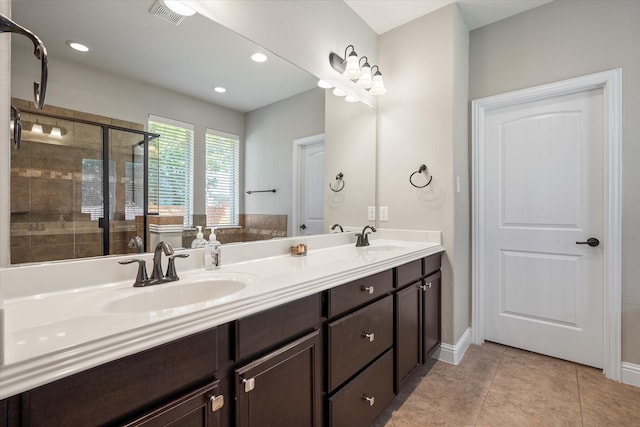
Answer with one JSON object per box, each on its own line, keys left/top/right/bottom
{"left": 621, "top": 362, "right": 640, "bottom": 388}
{"left": 433, "top": 327, "right": 472, "bottom": 365}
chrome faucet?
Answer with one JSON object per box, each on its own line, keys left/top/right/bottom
{"left": 356, "top": 225, "right": 376, "bottom": 247}
{"left": 119, "top": 241, "right": 189, "bottom": 287}
{"left": 331, "top": 223, "right": 344, "bottom": 232}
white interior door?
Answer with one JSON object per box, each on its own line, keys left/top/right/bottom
{"left": 298, "top": 141, "right": 324, "bottom": 236}
{"left": 484, "top": 89, "right": 604, "bottom": 368}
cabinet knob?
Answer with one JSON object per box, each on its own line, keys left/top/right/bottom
{"left": 242, "top": 377, "right": 255, "bottom": 393}
{"left": 362, "top": 332, "right": 375, "bottom": 342}
{"left": 210, "top": 394, "right": 224, "bottom": 412}
{"left": 363, "top": 395, "right": 375, "bottom": 406}
{"left": 419, "top": 284, "right": 427, "bottom": 291}
{"left": 361, "top": 285, "right": 374, "bottom": 294}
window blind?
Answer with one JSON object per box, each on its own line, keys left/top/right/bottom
{"left": 206, "top": 129, "right": 239, "bottom": 227}
{"left": 148, "top": 115, "right": 194, "bottom": 227}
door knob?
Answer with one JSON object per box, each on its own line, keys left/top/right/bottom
{"left": 576, "top": 238, "right": 600, "bottom": 247}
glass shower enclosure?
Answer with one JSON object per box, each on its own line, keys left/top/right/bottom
{"left": 10, "top": 109, "right": 159, "bottom": 264}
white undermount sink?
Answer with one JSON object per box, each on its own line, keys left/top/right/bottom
{"left": 359, "top": 242, "right": 414, "bottom": 253}
{"left": 103, "top": 278, "right": 247, "bottom": 313}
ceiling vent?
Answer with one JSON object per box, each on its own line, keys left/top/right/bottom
{"left": 149, "top": 0, "right": 185, "bottom": 26}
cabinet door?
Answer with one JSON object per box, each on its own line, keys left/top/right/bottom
{"left": 422, "top": 271, "right": 442, "bottom": 361}
{"left": 395, "top": 282, "right": 421, "bottom": 392}
{"left": 235, "top": 330, "right": 321, "bottom": 427}
{"left": 125, "top": 381, "right": 223, "bottom": 427}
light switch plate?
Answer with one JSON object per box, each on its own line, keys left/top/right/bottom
{"left": 368, "top": 206, "right": 376, "bottom": 221}
{"left": 379, "top": 206, "right": 388, "bottom": 221}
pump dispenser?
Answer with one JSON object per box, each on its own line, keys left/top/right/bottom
{"left": 191, "top": 226, "right": 207, "bottom": 248}
{"left": 204, "top": 228, "right": 221, "bottom": 270}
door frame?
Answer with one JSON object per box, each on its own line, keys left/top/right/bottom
{"left": 471, "top": 69, "right": 622, "bottom": 380}
{"left": 291, "top": 133, "right": 325, "bottom": 237}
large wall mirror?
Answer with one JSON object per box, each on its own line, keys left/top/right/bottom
{"left": 7, "top": 0, "right": 376, "bottom": 265}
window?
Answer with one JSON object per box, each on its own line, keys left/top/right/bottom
{"left": 148, "top": 115, "right": 194, "bottom": 227}
{"left": 206, "top": 129, "right": 239, "bottom": 227}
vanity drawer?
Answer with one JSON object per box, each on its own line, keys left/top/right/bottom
{"left": 424, "top": 252, "right": 442, "bottom": 277}
{"left": 327, "top": 269, "right": 393, "bottom": 317}
{"left": 327, "top": 295, "right": 393, "bottom": 391}
{"left": 234, "top": 293, "right": 321, "bottom": 361}
{"left": 329, "top": 349, "right": 394, "bottom": 427}
{"left": 396, "top": 259, "right": 423, "bottom": 288}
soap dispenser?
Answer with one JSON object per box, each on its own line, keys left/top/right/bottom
{"left": 204, "top": 228, "right": 221, "bottom": 270}
{"left": 191, "top": 226, "right": 207, "bottom": 248}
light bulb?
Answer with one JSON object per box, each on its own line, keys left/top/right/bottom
{"left": 369, "top": 72, "right": 386, "bottom": 96}
{"left": 50, "top": 127, "right": 62, "bottom": 139}
{"left": 343, "top": 51, "right": 361, "bottom": 80}
{"left": 345, "top": 95, "right": 358, "bottom": 103}
{"left": 31, "top": 123, "right": 43, "bottom": 134}
{"left": 317, "top": 80, "right": 333, "bottom": 89}
{"left": 357, "top": 64, "right": 373, "bottom": 89}
{"left": 333, "top": 88, "right": 346, "bottom": 97}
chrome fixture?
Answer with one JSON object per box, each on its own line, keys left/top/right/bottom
{"left": 10, "top": 106, "right": 22, "bottom": 149}
{"left": 119, "top": 241, "right": 189, "bottom": 287}
{"left": 409, "top": 164, "right": 433, "bottom": 188}
{"left": 329, "top": 172, "right": 345, "bottom": 192}
{"left": 329, "top": 44, "right": 385, "bottom": 97}
{"left": 356, "top": 225, "right": 377, "bottom": 247}
{"left": 331, "top": 224, "right": 344, "bottom": 233}
{"left": 1, "top": 12, "right": 48, "bottom": 109}
{"left": 128, "top": 236, "right": 144, "bottom": 253}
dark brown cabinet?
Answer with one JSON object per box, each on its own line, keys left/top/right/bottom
{"left": 394, "top": 254, "right": 442, "bottom": 391}
{"left": 234, "top": 331, "right": 321, "bottom": 427}
{"left": 125, "top": 381, "right": 224, "bottom": 427}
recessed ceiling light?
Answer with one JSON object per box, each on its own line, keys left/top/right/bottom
{"left": 162, "top": 0, "right": 196, "bottom": 16}
{"left": 251, "top": 53, "right": 268, "bottom": 63}
{"left": 317, "top": 80, "right": 333, "bottom": 89}
{"left": 66, "top": 40, "right": 90, "bottom": 52}
{"left": 214, "top": 87, "right": 227, "bottom": 93}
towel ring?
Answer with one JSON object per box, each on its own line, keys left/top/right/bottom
{"left": 409, "top": 164, "right": 433, "bottom": 188}
{"left": 329, "top": 172, "right": 345, "bottom": 192}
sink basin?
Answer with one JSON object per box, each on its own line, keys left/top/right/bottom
{"left": 359, "top": 242, "right": 413, "bottom": 253}
{"left": 103, "top": 278, "right": 246, "bottom": 313}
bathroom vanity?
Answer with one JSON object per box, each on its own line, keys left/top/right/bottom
{"left": 0, "top": 231, "right": 443, "bottom": 426}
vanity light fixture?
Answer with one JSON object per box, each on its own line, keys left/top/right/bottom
{"left": 214, "top": 86, "right": 227, "bottom": 93}
{"left": 50, "top": 126, "right": 63, "bottom": 139}
{"left": 162, "top": 0, "right": 196, "bottom": 16}
{"left": 251, "top": 52, "right": 268, "bottom": 63}
{"left": 31, "top": 122, "right": 43, "bottom": 134}
{"left": 317, "top": 80, "right": 333, "bottom": 89}
{"left": 332, "top": 88, "right": 346, "bottom": 97}
{"left": 66, "top": 40, "right": 89, "bottom": 52}
{"left": 369, "top": 66, "right": 386, "bottom": 96}
{"left": 329, "top": 44, "right": 386, "bottom": 97}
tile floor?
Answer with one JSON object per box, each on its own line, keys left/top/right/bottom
{"left": 373, "top": 342, "right": 640, "bottom": 426}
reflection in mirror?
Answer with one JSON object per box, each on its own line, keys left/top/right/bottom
{"left": 7, "top": 0, "right": 342, "bottom": 265}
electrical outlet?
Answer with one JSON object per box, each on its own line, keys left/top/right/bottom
{"left": 368, "top": 206, "right": 376, "bottom": 221}
{"left": 379, "top": 206, "right": 389, "bottom": 221}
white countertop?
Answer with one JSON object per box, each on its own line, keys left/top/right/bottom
{"left": 0, "top": 229, "right": 443, "bottom": 400}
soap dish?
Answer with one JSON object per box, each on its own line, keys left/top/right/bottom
{"left": 290, "top": 243, "right": 307, "bottom": 256}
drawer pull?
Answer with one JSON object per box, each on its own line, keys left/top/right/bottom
{"left": 362, "top": 332, "right": 375, "bottom": 342}
{"left": 361, "top": 285, "right": 374, "bottom": 294}
{"left": 242, "top": 377, "right": 255, "bottom": 393}
{"left": 210, "top": 394, "right": 224, "bottom": 412}
{"left": 363, "top": 395, "right": 375, "bottom": 406}
{"left": 427, "top": 282, "right": 432, "bottom": 288}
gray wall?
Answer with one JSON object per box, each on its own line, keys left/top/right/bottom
{"left": 244, "top": 87, "right": 325, "bottom": 221}
{"left": 377, "top": 4, "right": 470, "bottom": 345}
{"left": 469, "top": 0, "right": 640, "bottom": 364}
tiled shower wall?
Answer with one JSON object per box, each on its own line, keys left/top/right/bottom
{"left": 182, "top": 214, "right": 288, "bottom": 247}
{"left": 10, "top": 98, "right": 145, "bottom": 264}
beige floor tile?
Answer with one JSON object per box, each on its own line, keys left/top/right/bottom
{"left": 476, "top": 390, "right": 582, "bottom": 427}
{"left": 578, "top": 365, "right": 640, "bottom": 426}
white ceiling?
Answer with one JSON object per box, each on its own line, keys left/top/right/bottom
{"left": 11, "top": 1, "right": 553, "bottom": 114}
{"left": 345, "top": 0, "right": 554, "bottom": 34}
